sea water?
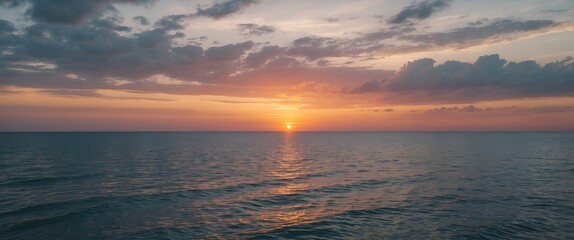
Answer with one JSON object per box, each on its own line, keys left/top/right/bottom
{"left": 1, "top": 132, "right": 573, "bottom": 239}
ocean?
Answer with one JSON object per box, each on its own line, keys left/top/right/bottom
{"left": 1, "top": 132, "right": 573, "bottom": 239}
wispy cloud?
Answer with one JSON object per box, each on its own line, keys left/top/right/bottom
{"left": 401, "top": 19, "right": 564, "bottom": 47}
{"left": 194, "top": 0, "right": 261, "bottom": 19}
{"left": 388, "top": 0, "right": 451, "bottom": 24}
{"left": 237, "top": 23, "right": 276, "bottom": 36}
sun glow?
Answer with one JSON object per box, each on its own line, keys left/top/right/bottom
{"left": 285, "top": 123, "right": 293, "bottom": 130}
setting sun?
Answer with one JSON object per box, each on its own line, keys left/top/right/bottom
{"left": 286, "top": 124, "right": 292, "bottom": 130}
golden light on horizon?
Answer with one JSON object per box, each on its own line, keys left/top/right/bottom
{"left": 286, "top": 123, "right": 293, "bottom": 130}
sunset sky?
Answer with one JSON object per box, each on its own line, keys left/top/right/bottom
{"left": 1, "top": 0, "right": 573, "bottom": 131}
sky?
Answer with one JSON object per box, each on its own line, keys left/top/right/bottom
{"left": 0, "top": 0, "right": 573, "bottom": 131}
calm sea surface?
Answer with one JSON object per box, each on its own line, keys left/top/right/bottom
{"left": 1, "top": 132, "right": 573, "bottom": 239}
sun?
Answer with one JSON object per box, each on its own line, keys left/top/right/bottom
{"left": 285, "top": 123, "right": 293, "bottom": 130}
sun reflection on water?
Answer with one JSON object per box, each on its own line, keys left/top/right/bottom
{"left": 246, "top": 133, "right": 320, "bottom": 232}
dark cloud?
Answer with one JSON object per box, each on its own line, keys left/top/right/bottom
{"left": 388, "top": 0, "right": 451, "bottom": 24}
{"left": 133, "top": 16, "right": 150, "bottom": 25}
{"left": 0, "top": 0, "right": 571, "bottom": 104}
{"left": 287, "top": 36, "right": 344, "bottom": 60}
{"left": 0, "top": 13, "right": 264, "bottom": 94}
{"left": 349, "top": 55, "right": 574, "bottom": 103}
{"left": 204, "top": 41, "right": 254, "bottom": 62}
{"left": 244, "top": 45, "right": 283, "bottom": 68}
{"left": 195, "top": 0, "right": 260, "bottom": 19}
{"left": 154, "top": 14, "right": 187, "bottom": 31}
{"left": 348, "top": 79, "right": 386, "bottom": 93}
{"left": 0, "top": 19, "right": 15, "bottom": 35}
{"left": 237, "top": 23, "right": 275, "bottom": 36}
{"left": 401, "top": 19, "right": 560, "bottom": 47}
{"left": 0, "top": 0, "right": 23, "bottom": 7}
{"left": 1, "top": 0, "right": 155, "bottom": 25}
{"left": 91, "top": 18, "right": 131, "bottom": 31}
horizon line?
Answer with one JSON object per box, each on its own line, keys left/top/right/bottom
{"left": 1, "top": 130, "right": 573, "bottom": 133}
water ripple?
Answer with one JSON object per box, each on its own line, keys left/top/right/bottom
{"left": 1, "top": 132, "right": 573, "bottom": 239}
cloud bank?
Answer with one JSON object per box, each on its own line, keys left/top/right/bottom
{"left": 349, "top": 55, "right": 574, "bottom": 103}
{"left": 0, "top": 0, "right": 155, "bottom": 25}
{"left": 0, "top": 0, "right": 572, "bottom": 108}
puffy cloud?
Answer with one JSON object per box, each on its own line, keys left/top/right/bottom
{"left": 1, "top": 0, "right": 155, "bottom": 25}
{"left": 0, "top": 16, "right": 258, "bottom": 92}
{"left": 349, "top": 55, "right": 574, "bottom": 103}
{"left": 236, "top": 23, "right": 275, "bottom": 36}
{"left": 195, "top": 0, "right": 260, "bottom": 19}
{"left": 388, "top": 0, "right": 451, "bottom": 24}
{"left": 1, "top": 1, "right": 572, "bottom": 106}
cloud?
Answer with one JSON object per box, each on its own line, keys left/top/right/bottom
{"left": 91, "top": 18, "right": 131, "bottom": 32}
{"left": 0, "top": 19, "right": 15, "bottom": 35}
{"left": 39, "top": 89, "right": 103, "bottom": 97}
{"left": 0, "top": 15, "right": 260, "bottom": 93}
{"left": 349, "top": 54, "right": 574, "bottom": 104}
{"left": 348, "top": 79, "right": 386, "bottom": 93}
{"left": 1, "top": 1, "right": 572, "bottom": 106}
{"left": 361, "top": 108, "right": 394, "bottom": 113}
{"left": 287, "top": 19, "right": 568, "bottom": 61}
{"left": 324, "top": 17, "right": 339, "bottom": 23}
{"left": 237, "top": 23, "right": 275, "bottom": 36}
{"left": 244, "top": 45, "right": 283, "bottom": 68}
{"left": 133, "top": 16, "right": 150, "bottom": 25}
{"left": 401, "top": 19, "right": 563, "bottom": 47}
{"left": 287, "top": 36, "right": 344, "bottom": 60}
{"left": 415, "top": 105, "right": 574, "bottom": 114}
{"left": 154, "top": 14, "right": 187, "bottom": 31}
{"left": 421, "top": 105, "right": 486, "bottom": 114}
{"left": 388, "top": 0, "right": 451, "bottom": 24}
{"left": 195, "top": 0, "right": 260, "bottom": 19}
{"left": 1, "top": 0, "right": 155, "bottom": 25}
{"left": 541, "top": 9, "right": 572, "bottom": 14}
{"left": 204, "top": 41, "right": 254, "bottom": 62}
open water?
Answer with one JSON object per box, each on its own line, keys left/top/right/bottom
{"left": 1, "top": 132, "right": 573, "bottom": 239}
